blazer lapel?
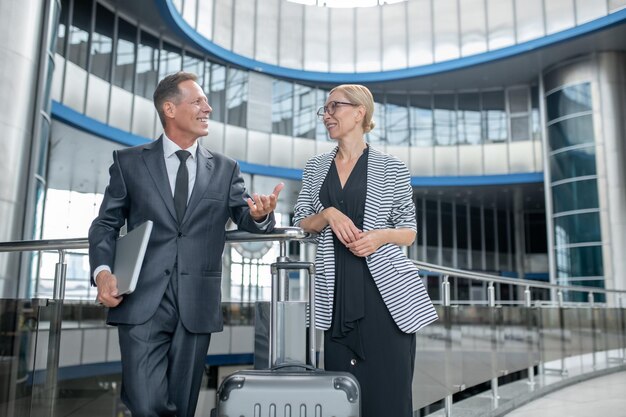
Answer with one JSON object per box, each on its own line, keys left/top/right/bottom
{"left": 182, "top": 144, "right": 214, "bottom": 224}
{"left": 312, "top": 147, "right": 339, "bottom": 213}
{"left": 363, "top": 146, "right": 384, "bottom": 232}
{"left": 142, "top": 137, "right": 177, "bottom": 222}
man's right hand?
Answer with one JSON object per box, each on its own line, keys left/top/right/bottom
{"left": 96, "top": 270, "right": 122, "bottom": 307}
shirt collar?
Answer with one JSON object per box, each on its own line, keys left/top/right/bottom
{"left": 162, "top": 133, "right": 197, "bottom": 160}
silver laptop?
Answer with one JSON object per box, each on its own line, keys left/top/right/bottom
{"left": 113, "top": 220, "right": 153, "bottom": 295}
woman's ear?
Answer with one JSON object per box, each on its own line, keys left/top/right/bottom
{"left": 354, "top": 105, "right": 365, "bottom": 123}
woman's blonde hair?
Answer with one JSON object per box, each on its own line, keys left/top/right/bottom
{"left": 330, "top": 84, "right": 376, "bottom": 133}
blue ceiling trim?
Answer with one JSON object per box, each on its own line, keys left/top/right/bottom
{"left": 411, "top": 172, "right": 544, "bottom": 187}
{"left": 51, "top": 100, "right": 543, "bottom": 185}
{"left": 51, "top": 101, "right": 150, "bottom": 147}
{"left": 156, "top": 0, "right": 626, "bottom": 83}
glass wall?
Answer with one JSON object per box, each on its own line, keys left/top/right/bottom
{"left": 545, "top": 83, "right": 603, "bottom": 300}
{"left": 174, "top": 0, "right": 616, "bottom": 72}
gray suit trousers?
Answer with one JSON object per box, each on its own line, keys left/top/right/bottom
{"left": 118, "top": 267, "right": 211, "bottom": 417}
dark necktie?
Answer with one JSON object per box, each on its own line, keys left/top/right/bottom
{"left": 174, "top": 150, "right": 191, "bottom": 224}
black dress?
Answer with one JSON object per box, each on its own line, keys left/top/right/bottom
{"left": 319, "top": 147, "right": 417, "bottom": 417}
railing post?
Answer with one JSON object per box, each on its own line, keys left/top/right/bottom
{"left": 43, "top": 249, "right": 67, "bottom": 417}
{"left": 589, "top": 292, "right": 597, "bottom": 369}
{"left": 525, "top": 286, "right": 535, "bottom": 387}
{"left": 441, "top": 275, "right": 452, "bottom": 417}
{"left": 488, "top": 282, "right": 499, "bottom": 407}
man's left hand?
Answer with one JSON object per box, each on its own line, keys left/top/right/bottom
{"left": 247, "top": 182, "right": 284, "bottom": 221}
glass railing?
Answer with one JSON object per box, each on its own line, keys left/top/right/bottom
{"left": 0, "top": 231, "right": 625, "bottom": 417}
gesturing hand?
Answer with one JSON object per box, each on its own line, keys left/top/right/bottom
{"left": 323, "top": 207, "right": 362, "bottom": 245}
{"left": 247, "top": 182, "right": 284, "bottom": 221}
{"left": 96, "top": 270, "right": 122, "bottom": 307}
{"left": 347, "top": 230, "right": 385, "bottom": 257}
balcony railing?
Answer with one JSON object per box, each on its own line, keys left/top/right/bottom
{"left": 0, "top": 228, "right": 625, "bottom": 417}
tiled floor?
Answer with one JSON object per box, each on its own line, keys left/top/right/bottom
{"left": 505, "top": 370, "right": 626, "bottom": 417}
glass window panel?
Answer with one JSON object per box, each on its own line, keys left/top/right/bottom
{"left": 56, "top": 0, "right": 69, "bottom": 56}
{"left": 294, "top": 84, "right": 316, "bottom": 139}
{"left": 508, "top": 88, "right": 529, "bottom": 113}
{"left": 90, "top": 4, "right": 114, "bottom": 82}
{"left": 316, "top": 89, "right": 330, "bottom": 141}
{"left": 459, "top": 0, "right": 487, "bottom": 56}
{"left": 182, "top": 0, "right": 197, "bottom": 27}
{"left": 548, "top": 114, "right": 594, "bottom": 151}
{"left": 330, "top": 8, "right": 354, "bottom": 72}
{"left": 226, "top": 68, "right": 248, "bottom": 128}
{"left": 441, "top": 202, "right": 453, "bottom": 248}
{"left": 426, "top": 201, "right": 438, "bottom": 247}
{"left": 434, "top": 94, "right": 456, "bottom": 146}
{"left": 213, "top": 0, "right": 233, "bottom": 49}
{"left": 209, "top": 64, "right": 226, "bottom": 122}
{"left": 407, "top": 0, "right": 433, "bottom": 66}
{"left": 356, "top": 7, "right": 381, "bottom": 72}
{"left": 470, "top": 206, "right": 482, "bottom": 253}
{"left": 484, "top": 207, "right": 494, "bottom": 252}
{"left": 113, "top": 18, "right": 136, "bottom": 92}
{"left": 552, "top": 178, "right": 599, "bottom": 213}
{"left": 280, "top": 1, "right": 304, "bottom": 69}
{"left": 410, "top": 94, "right": 433, "bottom": 146}
{"left": 233, "top": 0, "right": 255, "bottom": 58}
{"left": 546, "top": 83, "right": 592, "bottom": 121}
{"left": 159, "top": 42, "right": 182, "bottom": 80}
{"left": 551, "top": 146, "right": 596, "bottom": 182}
{"left": 456, "top": 204, "right": 468, "bottom": 249}
{"left": 68, "top": 0, "right": 92, "bottom": 70}
{"left": 386, "top": 95, "right": 409, "bottom": 145}
{"left": 367, "top": 100, "right": 386, "bottom": 145}
{"left": 482, "top": 91, "right": 507, "bottom": 142}
{"left": 433, "top": 0, "right": 460, "bottom": 61}
{"left": 136, "top": 30, "right": 159, "bottom": 99}
{"left": 272, "top": 80, "right": 293, "bottom": 136}
{"left": 255, "top": 0, "right": 279, "bottom": 64}
{"left": 458, "top": 93, "right": 481, "bottom": 145}
{"left": 183, "top": 51, "right": 204, "bottom": 87}
{"left": 486, "top": 0, "right": 515, "bottom": 50}
{"left": 515, "top": 0, "right": 545, "bottom": 42}
{"left": 381, "top": 4, "right": 407, "bottom": 70}
{"left": 554, "top": 212, "right": 601, "bottom": 246}
{"left": 609, "top": 0, "right": 626, "bottom": 12}
{"left": 196, "top": 0, "right": 214, "bottom": 41}
{"left": 531, "top": 86, "right": 541, "bottom": 141}
{"left": 555, "top": 245, "right": 603, "bottom": 278}
{"left": 545, "top": 0, "right": 576, "bottom": 34}
{"left": 575, "top": 0, "right": 607, "bottom": 24}
{"left": 510, "top": 116, "right": 530, "bottom": 141}
{"left": 304, "top": 6, "right": 329, "bottom": 72}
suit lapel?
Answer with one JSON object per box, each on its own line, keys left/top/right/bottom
{"left": 363, "top": 146, "right": 384, "bottom": 232}
{"left": 183, "top": 144, "right": 214, "bottom": 224}
{"left": 142, "top": 137, "right": 177, "bottom": 222}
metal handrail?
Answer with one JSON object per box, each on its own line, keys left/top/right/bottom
{"left": 413, "top": 259, "right": 626, "bottom": 297}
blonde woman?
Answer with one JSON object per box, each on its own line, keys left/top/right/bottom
{"left": 293, "top": 84, "right": 437, "bottom": 416}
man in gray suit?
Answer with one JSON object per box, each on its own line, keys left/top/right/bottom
{"left": 89, "top": 71, "right": 283, "bottom": 417}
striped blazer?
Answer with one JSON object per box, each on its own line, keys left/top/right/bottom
{"left": 293, "top": 146, "right": 438, "bottom": 333}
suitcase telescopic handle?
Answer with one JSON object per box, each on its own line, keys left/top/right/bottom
{"left": 270, "top": 261, "right": 316, "bottom": 368}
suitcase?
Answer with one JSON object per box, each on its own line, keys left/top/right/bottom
{"left": 214, "top": 261, "right": 361, "bottom": 417}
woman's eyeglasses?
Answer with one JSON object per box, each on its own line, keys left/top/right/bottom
{"left": 316, "top": 101, "right": 358, "bottom": 119}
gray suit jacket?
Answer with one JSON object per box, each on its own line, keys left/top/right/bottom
{"left": 88, "top": 137, "right": 274, "bottom": 333}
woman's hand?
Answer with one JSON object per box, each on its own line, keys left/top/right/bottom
{"left": 323, "top": 207, "right": 362, "bottom": 245}
{"left": 346, "top": 230, "right": 385, "bottom": 257}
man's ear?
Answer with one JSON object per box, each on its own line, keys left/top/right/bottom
{"left": 163, "top": 101, "right": 176, "bottom": 120}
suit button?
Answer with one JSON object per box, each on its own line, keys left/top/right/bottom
{"left": 350, "top": 359, "right": 357, "bottom": 366}
{"left": 177, "top": 232, "right": 183, "bottom": 237}
{"left": 165, "top": 269, "right": 170, "bottom": 275}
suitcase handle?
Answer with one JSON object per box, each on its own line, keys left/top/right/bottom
{"left": 271, "top": 362, "right": 318, "bottom": 372}
{"left": 270, "top": 260, "right": 316, "bottom": 368}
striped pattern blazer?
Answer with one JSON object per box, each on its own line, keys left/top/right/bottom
{"left": 293, "top": 146, "right": 438, "bottom": 333}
